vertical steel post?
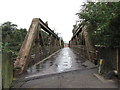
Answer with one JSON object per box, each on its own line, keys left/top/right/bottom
{"left": 14, "top": 18, "right": 39, "bottom": 75}
{"left": 34, "top": 25, "right": 41, "bottom": 62}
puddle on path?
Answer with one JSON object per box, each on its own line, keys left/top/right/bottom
{"left": 26, "top": 47, "right": 82, "bottom": 77}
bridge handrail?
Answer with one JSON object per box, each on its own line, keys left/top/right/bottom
{"left": 71, "top": 25, "right": 83, "bottom": 40}
{"left": 38, "top": 18, "right": 59, "bottom": 40}
{"left": 14, "top": 18, "right": 61, "bottom": 75}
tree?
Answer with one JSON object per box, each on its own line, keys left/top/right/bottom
{"left": 76, "top": 2, "right": 120, "bottom": 47}
{"left": 2, "top": 21, "right": 17, "bottom": 43}
{"left": 1, "top": 21, "right": 27, "bottom": 60}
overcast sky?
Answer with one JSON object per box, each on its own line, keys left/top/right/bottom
{"left": 0, "top": 0, "right": 86, "bottom": 41}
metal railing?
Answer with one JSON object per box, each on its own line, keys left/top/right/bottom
{"left": 69, "top": 25, "right": 97, "bottom": 63}
{"left": 14, "top": 18, "right": 62, "bottom": 75}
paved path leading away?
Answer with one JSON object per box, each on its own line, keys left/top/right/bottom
{"left": 12, "top": 47, "right": 118, "bottom": 88}
{"left": 25, "top": 47, "right": 85, "bottom": 78}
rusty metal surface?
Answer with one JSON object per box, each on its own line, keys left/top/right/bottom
{"left": 14, "top": 19, "right": 39, "bottom": 75}
{"left": 14, "top": 18, "right": 61, "bottom": 75}
{"left": 39, "top": 18, "right": 59, "bottom": 40}
{"left": 69, "top": 25, "right": 97, "bottom": 63}
{"left": 71, "top": 25, "right": 83, "bottom": 40}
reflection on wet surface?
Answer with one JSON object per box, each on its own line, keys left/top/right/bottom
{"left": 55, "top": 48, "right": 78, "bottom": 72}
{"left": 26, "top": 47, "right": 82, "bottom": 78}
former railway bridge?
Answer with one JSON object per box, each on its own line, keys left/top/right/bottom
{"left": 2, "top": 18, "right": 120, "bottom": 88}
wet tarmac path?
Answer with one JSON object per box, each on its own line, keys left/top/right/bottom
{"left": 12, "top": 47, "right": 118, "bottom": 88}
{"left": 25, "top": 47, "right": 85, "bottom": 78}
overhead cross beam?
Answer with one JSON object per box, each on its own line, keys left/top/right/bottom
{"left": 71, "top": 25, "right": 83, "bottom": 40}
{"left": 39, "top": 18, "right": 59, "bottom": 40}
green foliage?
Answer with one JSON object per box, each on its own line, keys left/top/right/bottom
{"left": 76, "top": 2, "right": 120, "bottom": 47}
{"left": 72, "top": 24, "right": 78, "bottom": 35}
{"left": 1, "top": 21, "right": 27, "bottom": 60}
{"left": 40, "top": 30, "right": 49, "bottom": 45}
{"left": 108, "top": 15, "right": 120, "bottom": 47}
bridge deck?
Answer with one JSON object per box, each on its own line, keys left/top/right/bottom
{"left": 24, "top": 47, "right": 86, "bottom": 77}
{"left": 12, "top": 47, "right": 118, "bottom": 88}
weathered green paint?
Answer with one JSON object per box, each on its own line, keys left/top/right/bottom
{"left": 2, "top": 52, "right": 13, "bottom": 88}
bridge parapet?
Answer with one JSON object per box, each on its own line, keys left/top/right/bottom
{"left": 14, "top": 18, "right": 63, "bottom": 75}
{"left": 69, "top": 25, "right": 97, "bottom": 64}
